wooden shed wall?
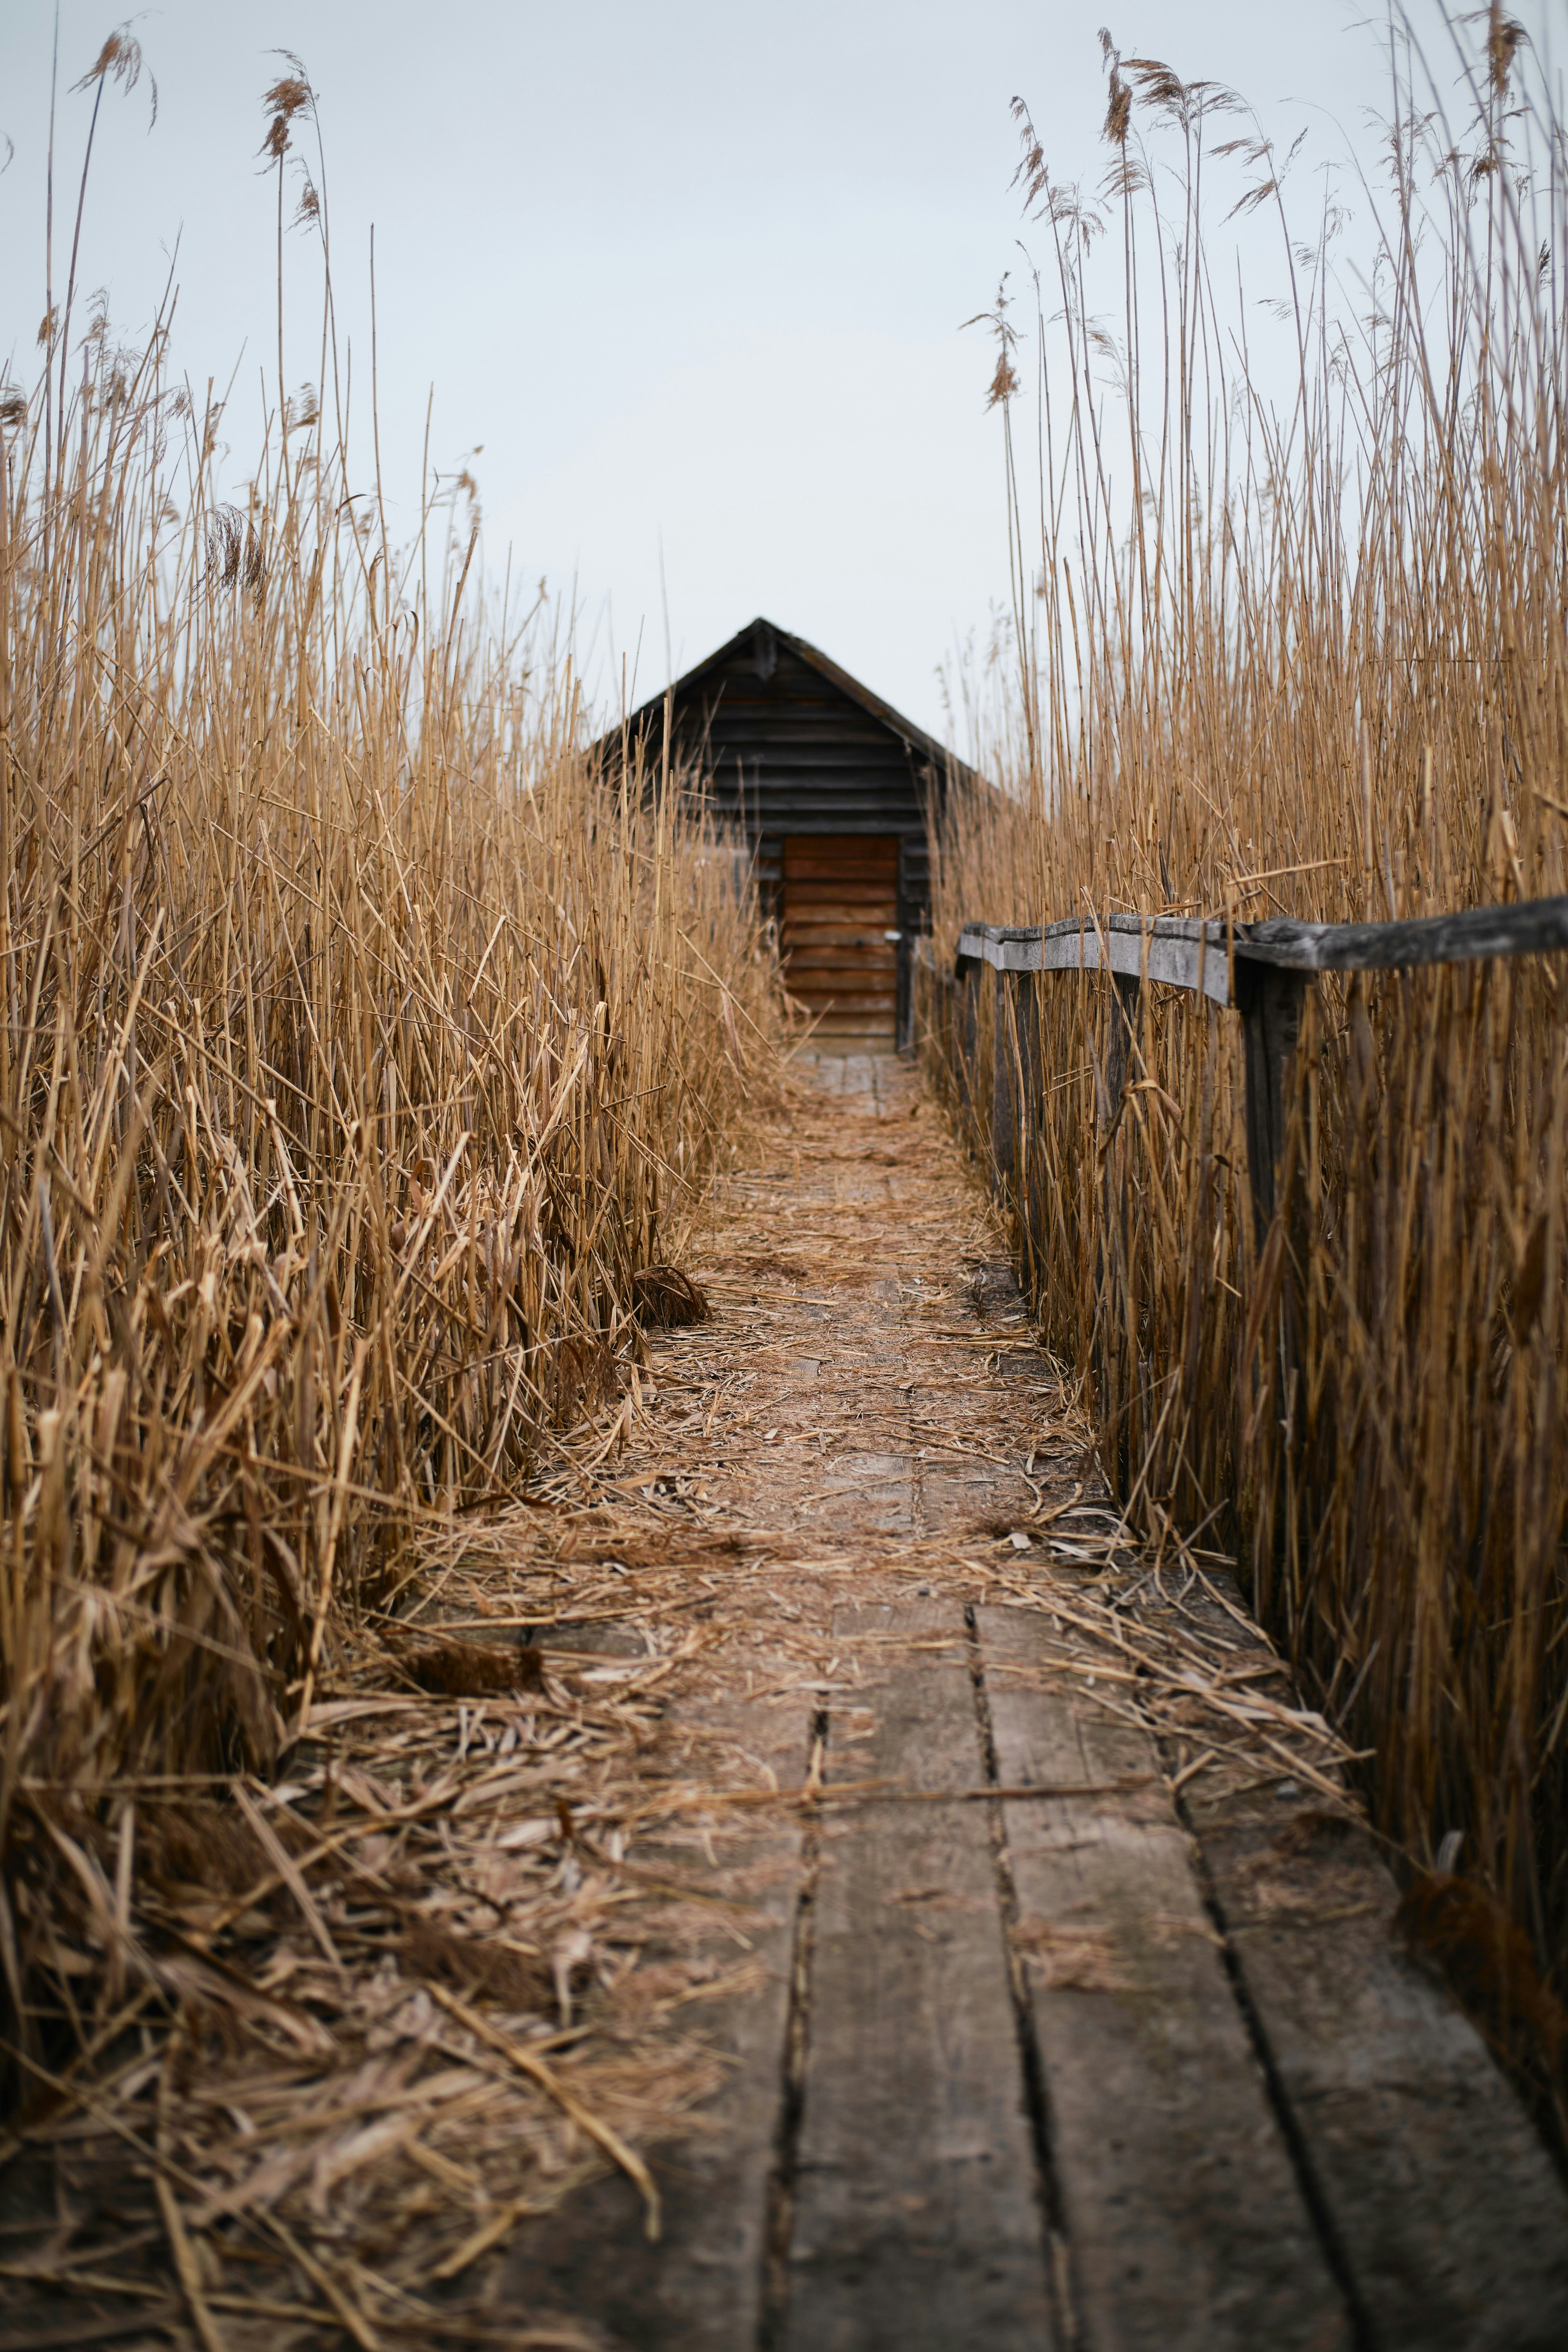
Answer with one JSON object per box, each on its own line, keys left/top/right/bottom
{"left": 646, "top": 633, "right": 938, "bottom": 925}
{"left": 608, "top": 621, "right": 957, "bottom": 1040}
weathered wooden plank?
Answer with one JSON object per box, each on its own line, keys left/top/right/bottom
{"left": 790, "top": 1002, "right": 899, "bottom": 1028}
{"left": 1187, "top": 1776, "right": 1568, "bottom": 2352}
{"left": 784, "top": 921, "right": 900, "bottom": 941}
{"left": 784, "top": 911, "right": 900, "bottom": 931}
{"left": 1101, "top": 969, "right": 1141, "bottom": 1124}
{"left": 957, "top": 916, "right": 1233, "bottom": 1005}
{"left": 786, "top": 981, "right": 897, "bottom": 999}
{"left": 958, "top": 961, "right": 980, "bottom": 1124}
{"left": 1235, "top": 959, "right": 1309, "bottom": 1241}
{"left": 956, "top": 889, "right": 1568, "bottom": 995}
{"left": 784, "top": 955, "right": 896, "bottom": 976}
{"left": 975, "top": 1604, "right": 1351, "bottom": 2352}
{"left": 917, "top": 1461, "right": 1042, "bottom": 1539}
{"left": 785, "top": 899, "right": 897, "bottom": 918}
{"left": 784, "top": 980, "right": 899, "bottom": 1003}
{"left": 783, "top": 960, "right": 898, "bottom": 984}
{"left": 991, "top": 967, "right": 1018, "bottom": 1187}
{"left": 501, "top": 1698, "right": 807, "bottom": 2349}
{"left": 782, "top": 1603, "right": 1057, "bottom": 2352}
{"left": 1243, "top": 890, "right": 1568, "bottom": 971}
{"left": 803, "top": 1450, "right": 916, "bottom": 1537}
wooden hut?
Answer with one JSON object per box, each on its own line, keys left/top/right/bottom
{"left": 598, "top": 616, "right": 975, "bottom": 1044}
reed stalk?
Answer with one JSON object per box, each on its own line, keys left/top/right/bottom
{"left": 0, "top": 42, "right": 779, "bottom": 2101}
{"left": 925, "top": 3, "right": 1568, "bottom": 2125}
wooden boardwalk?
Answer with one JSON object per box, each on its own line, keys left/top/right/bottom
{"left": 502, "top": 1047, "right": 1568, "bottom": 2351}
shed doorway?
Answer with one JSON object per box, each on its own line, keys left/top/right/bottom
{"left": 780, "top": 835, "right": 899, "bottom": 1039}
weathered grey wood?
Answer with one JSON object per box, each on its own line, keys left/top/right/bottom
{"left": 1236, "top": 960, "right": 1310, "bottom": 1243}
{"left": 975, "top": 1605, "right": 1351, "bottom": 2352}
{"left": 502, "top": 1697, "right": 807, "bottom": 2349}
{"left": 1242, "top": 889, "right": 1568, "bottom": 972}
{"left": 1013, "top": 971, "right": 1046, "bottom": 1285}
{"left": 1014, "top": 965, "right": 1041, "bottom": 1106}
{"left": 807, "top": 1447, "right": 916, "bottom": 1538}
{"left": 1102, "top": 969, "right": 1142, "bottom": 1130}
{"left": 958, "top": 960, "right": 980, "bottom": 1125}
{"left": 1092, "top": 972, "right": 1142, "bottom": 1463}
{"left": 957, "top": 915, "right": 1232, "bottom": 1005}
{"left": 1187, "top": 1778, "right": 1568, "bottom": 2352}
{"left": 991, "top": 967, "right": 1017, "bottom": 1188}
{"left": 783, "top": 1603, "right": 1057, "bottom": 2352}
{"left": 956, "top": 888, "right": 1568, "bottom": 997}
{"left": 935, "top": 966, "right": 956, "bottom": 1092}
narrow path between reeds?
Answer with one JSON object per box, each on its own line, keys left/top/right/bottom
{"left": 7, "top": 1048, "right": 1567, "bottom": 2352}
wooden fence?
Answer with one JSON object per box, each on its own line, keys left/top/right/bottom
{"left": 916, "top": 886, "right": 1568, "bottom": 1567}
{"left": 937, "top": 893, "right": 1568, "bottom": 1250}
{"left": 917, "top": 889, "right": 1568, "bottom": 2021}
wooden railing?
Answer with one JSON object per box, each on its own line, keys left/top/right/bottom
{"left": 945, "top": 893, "right": 1568, "bottom": 1244}
{"left": 924, "top": 891, "right": 1568, "bottom": 2005}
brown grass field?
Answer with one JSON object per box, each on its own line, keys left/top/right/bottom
{"left": 0, "top": 36, "right": 786, "bottom": 2163}
{"left": 923, "top": 5, "right": 1568, "bottom": 2134}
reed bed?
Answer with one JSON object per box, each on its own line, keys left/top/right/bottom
{"left": 923, "top": 6, "right": 1568, "bottom": 2124}
{"left": 0, "top": 43, "right": 783, "bottom": 2162}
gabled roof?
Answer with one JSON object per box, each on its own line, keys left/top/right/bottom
{"left": 597, "top": 615, "right": 981, "bottom": 790}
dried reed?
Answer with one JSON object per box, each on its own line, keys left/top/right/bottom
{"left": 0, "top": 37, "right": 780, "bottom": 2124}
{"left": 924, "top": 4, "right": 1568, "bottom": 2128}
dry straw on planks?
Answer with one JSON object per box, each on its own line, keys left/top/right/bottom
{"left": 923, "top": 6, "right": 1568, "bottom": 2137}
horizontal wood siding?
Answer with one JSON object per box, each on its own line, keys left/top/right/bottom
{"left": 692, "top": 642, "right": 933, "bottom": 863}
{"left": 783, "top": 836, "right": 898, "bottom": 1036}
{"left": 612, "top": 626, "right": 947, "bottom": 943}
{"left": 601, "top": 623, "right": 969, "bottom": 1046}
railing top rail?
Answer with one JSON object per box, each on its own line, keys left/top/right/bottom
{"left": 953, "top": 893, "right": 1568, "bottom": 1007}
{"left": 953, "top": 914, "right": 1233, "bottom": 1005}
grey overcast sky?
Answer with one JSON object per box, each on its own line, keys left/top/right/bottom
{"left": 2, "top": 3, "right": 1555, "bottom": 740}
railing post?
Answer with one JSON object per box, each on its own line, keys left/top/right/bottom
{"left": 991, "top": 967, "right": 1017, "bottom": 1191}
{"left": 958, "top": 957, "right": 980, "bottom": 1129}
{"left": 1095, "top": 968, "right": 1143, "bottom": 1489}
{"left": 1233, "top": 957, "right": 1313, "bottom": 1604}
{"left": 1014, "top": 970, "right": 1042, "bottom": 1276}
{"left": 1235, "top": 962, "right": 1310, "bottom": 1246}
{"left": 1015, "top": 966, "right": 1041, "bottom": 1106}
{"left": 1104, "top": 971, "right": 1142, "bottom": 1123}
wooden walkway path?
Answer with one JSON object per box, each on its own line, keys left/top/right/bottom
{"left": 499, "top": 1048, "right": 1568, "bottom": 2351}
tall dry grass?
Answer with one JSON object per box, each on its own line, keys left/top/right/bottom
{"left": 925, "top": 5, "right": 1568, "bottom": 2121}
{"left": 0, "top": 44, "right": 778, "bottom": 2104}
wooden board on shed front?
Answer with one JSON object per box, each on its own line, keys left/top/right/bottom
{"left": 782, "top": 836, "right": 898, "bottom": 1035}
